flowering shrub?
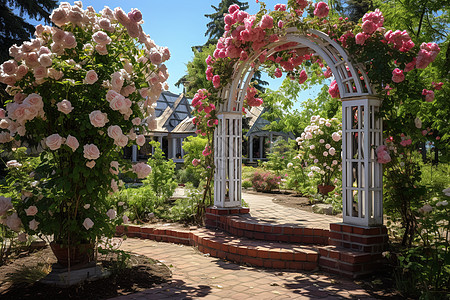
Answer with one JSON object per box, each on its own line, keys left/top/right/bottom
{"left": 296, "top": 115, "right": 342, "bottom": 187}
{"left": 0, "top": 2, "right": 169, "bottom": 248}
{"left": 251, "top": 171, "right": 280, "bottom": 192}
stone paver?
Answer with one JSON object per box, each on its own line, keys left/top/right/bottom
{"left": 241, "top": 191, "right": 340, "bottom": 230}
{"left": 113, "top": 238, "right": 376, "bottom": 300}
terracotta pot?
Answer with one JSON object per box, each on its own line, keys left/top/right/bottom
{"left": 50, "top": 241, "right": 94, "bottom": 267}
{"left": 317, "top": 184, "right": 335, "bottom": 195}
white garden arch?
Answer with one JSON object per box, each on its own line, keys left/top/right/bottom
{"left": 214, "top": 28, "right": 384, "bottom": 227}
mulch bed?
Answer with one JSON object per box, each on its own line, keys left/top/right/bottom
{"left": 0, "top": 245, "right": 171, "bottom": 300}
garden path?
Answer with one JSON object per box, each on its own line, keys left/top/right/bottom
{"left": 241, "top": 191, "right": 341, "bottom": 230}
{"left": 113, "top": 192, "right": 375, "bottom": 299}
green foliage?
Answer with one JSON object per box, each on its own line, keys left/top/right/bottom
{"left": 180, "top": 44, "right": 216, "bottom": 98}
{"left": 262, "top": 138, "right": 296, "bottom": 176}
{"left": 389, "top": 197, "right": 449, "bottom": 299}
{"left": 158, "top": 185, "right": 201, "bottom": 223}
{"left": 144, "top": 141, "right": 177, "bottom": 201}
{"left": 109, "top": 185, "right": 160, "bottom": 223}
{"left": 181, "top": 135, "right": 208, "bottom": 187}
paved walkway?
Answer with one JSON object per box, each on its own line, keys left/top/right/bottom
{"left": 114, "top": 192, "right": 375, "bottom": 299}
{"left": 241, "top": 192, "right": 341, "bottom": 230}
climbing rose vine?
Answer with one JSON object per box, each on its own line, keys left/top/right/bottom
{"left": 0, "top": 1, "right": 169, "bottom": 247}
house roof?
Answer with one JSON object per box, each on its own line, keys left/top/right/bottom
{"left": 145, "top": 91, "right": 194, "bottom": 134}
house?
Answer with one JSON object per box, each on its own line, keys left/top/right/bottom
{"left": 126, "top": 91, "right": 196, "bottom": 164}
{"left": 244, "top": 106, "right": 294, "bottom": 164}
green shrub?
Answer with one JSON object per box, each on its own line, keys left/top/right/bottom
{"left": 145, "top": 140, "right": 177, "bottom": 201}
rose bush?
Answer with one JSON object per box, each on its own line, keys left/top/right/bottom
{"left": 0, "top": 1, "right": 169, "bottom": 251}
{"left": 296, "top": 115, "right": 342, "bottom": 188}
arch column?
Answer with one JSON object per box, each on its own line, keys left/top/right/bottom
{"left": 341, "top": 96, "right": 384, "bottom": 226}
{"left": 214, "top": 112, "right": 242, "bottom": 208}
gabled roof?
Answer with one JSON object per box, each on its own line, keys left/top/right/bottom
{"left": 153, "top": 91, "right": 192, "bottom": 133}
{"left": 245, "top": 106, "right": 294, "bottom": 139}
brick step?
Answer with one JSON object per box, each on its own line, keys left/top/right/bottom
{"left": 206, "top": 208, "right": 329, "bottom": 245}
{"left": 318, "top": 245, "right": 385, "bottom": 278}
{"left": 116, "top": 224, "right": 320, "bottom": 271}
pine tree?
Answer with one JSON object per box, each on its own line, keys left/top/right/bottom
{"left": 204, "top": 0, "right": 249, "bottom": 46}
{"left": 0, "top": 0, "right": 57, "bottom": 62}
{"left": 0, "top": 0, "right": 57, "bottom": 105}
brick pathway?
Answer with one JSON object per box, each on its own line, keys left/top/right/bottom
{"left": 113, "top": 192, "right": 376, "bottom": 299}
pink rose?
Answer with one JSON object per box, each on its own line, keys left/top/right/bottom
{"left": 0, "top": 108, "right": 5, "bottom": 118}
{"left": 17, "top": 232, "right": 27, "bottom": 242}
{"left": 192, "top": 158, "right": 200, "bottom": 167}
{"left": 6, "top": 212, "right": 22, "bottom": 232}
{"left": 89, "top": 110, "right": 109, "bottom": 127}
{"left": 391, "top": 68, "right": 405, "bottom": 83}
{"left": 298, "top": 70, "right": 308, "bottom": 84}
{"left": 29, "top": 219, "right": 39, "bottom": 231}
{"left": 355, "top": 32, "right": 368, "bottom": 45}
{"left": 260, "top": 14, "right": 273, "bottom": 29}
{"left": 314, "top": 2, "right": 329, "bottom": 18}
{"left": 132, "top": 162, "right": 152, "bottom": 179}
{"left": 92, "top": 31, "right": 112, "bottom": 45}
{"left": 136, "top": 134, "right": 145, "bottom": 146}
{"left": 328, "top": 80, "right": 339, "bottom": 98}
{"left": 1, "top": 60, "right": 18, "bottom": 75}
{"left": 332, "top": 132, "right": 341, "bottom": 142}
{"left": 46, "top": 133, "right": 64, "bottom": 150}
{"left": 38, "top": 54, "right": 52, "bottom": 67}
{"left": 110, "top": 72, "right": 124, "bottom": 92}
{"left": 362, "top": 20, "right": 378, "bottom": 34}
{"left": 132, "top": 117, "right": 141, "bottom": 126}
{"left": 86, "top": 160, "right": 96, "bottom": 168}
{"left": 0, "top": 196, "right": 13, "bottom": 216}
{"left": 83, "top": 218, "right": 94, "bottom": 230}
{"left": 107, "top": 125, "right": 123, "bottom": 140}
{"left": 66, "top": 135, "right": 79, "bottom": 151}
{"left": 128, "top": 8, "right": 142, "bottom": 23}
{"left": 50, "top": 8, "right": 68, "bottom": 26}
{"left": 111, "top": 179, "right": 119, "bottom": 193}
{"left": 149, "top": 50, "right": 163, "bottom": 65}
{"left": 84, "top": 70, "right": 98, "bottom": 84}
{"left": 212, "top": 75, "right": 221, "bottom": 89}
{"left": 329, "top": 147, "right": 336, "bottom": 156}
{"left": 33, "top": 66, "right": 47, "bottom": 79}
{"left": 83, "top": 144, "right": 100, "bottom": 160}
{"left": 63, "top": 32, "right": 77, "bottom": 49}
{"left": 422, "top": 89, "right": 435, "bottom": 102}
{"left": 95, "top": 44, "right": 108, "bottom": 55}
{"left": 23, "top": 93, "right": 43, "bottom": 109}
{"left": 106, "top": 208, "right": 117, "bottom": 219}
{"left": 114, "top": 134, "right": 129, "bottom": 147}
{"left": 110, "top": 161, "right": 119, "bottom": 175}
{"left": 114, "top": 7, "right": 130, "bottom": 26}
{"left": 57, "top": 99, "right": 74, "bottom": 114}
{"left": 25, "top": 205, "right": 38, "bottom": 216}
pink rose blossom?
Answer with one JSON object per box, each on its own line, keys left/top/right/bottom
{"left": 212, "top": 75, "right": 220, "bottom": 89}
{"left": 17, "top": 233, "right": 27, "bottom": 242}
{"left": 89, "top": 110, "right": 109, "bottom": 127}
{"left": 391, "top": 68, "right": 405, "bottom": 83}
{"left": 1, "top": 60, "right": 18, "bottom": 75}
{"left": 111, "top": 179, "right": 119, "bottom": 192}
{"left": 110, "top": 72, "right": 124, "bottom": 92}
{"left": 83, "top": 218, "right": 94, "bottom": 230}
{"left": 132, "top": 117, "right": 141, "bottom": 126}
{"left": 46, "top": 133, "right": 63, "bottom": 150}
{"left": 274, "top": 68, "right": 282, "bottom": 78}
{"left": 314, "top": 2, "right": 329, "bottom": 18}
{"left": 25, "top": 205, "right": 38, "bottom": 216}
{"left": 128, "top": 8, "right": 142, "bottom": 23}
{"left": 328, "top": 80, "right": 339, "bottom": 98}
{"left": 84, "top": 70, "right": 98, "bottom": 84}
{"left": 192, "top": 158, "right": 200, "bottom": 167}
{"left": 332, "top": 132, "right": 341, "bottom": 142}
{"left": 6, "top": 212, "right": 22, "bottom": 232}
{"left": 0, "top": 196, "right": 13, "bottom": 216}
{"left": 50, "top": 8, "right": 68, "bottom": 26}
{"left": 362, "top": 20, "right": 378, "bottom": 34}
{"left": 114, "top": 134, "right": 128, "bottom": 147}
{"left": 298, "top": 70, "right": 308, "bottom": 84}
{"left": 136, "top": 134, "right": 145, "bottom": 146}
{"left": 260, "top": 14, "right": 273, "bottom": 29}
{"left": 57, "top": 99, "right": 74, "bottom": 114}
{"left": 28, "top": 219, "right": 39, "bottom": 231}
{"left": 132, "top": 162, "right": 152, "bottom": 178}
{"left": 66, "top": 135, "right": 79, "bottom": 151}
{"left": 422, "top": 89, "right": 435, "bottom": 102}
{"left": 355, "top": 32, "right": 369, "bottom": 45}
{"left": 110, "top": 161, "right": 119, "bottom": 175}
{"left": 83, "top": 144, "right": 100, "bottom": 160}
{"left": 106, "top": 209, "right": 117, "bottom": 220}
{"left": 107, "top": 125, "right": 123, "bottom": 140}
{"left": 202, "top": 145, "right": 212, "bottom": 156}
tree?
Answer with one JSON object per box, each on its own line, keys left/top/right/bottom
{"left": 0, "top": 0, "right": 58, "bottom": 105}
{"left": 204, "top": 0, "right": 249, "bottom": 46}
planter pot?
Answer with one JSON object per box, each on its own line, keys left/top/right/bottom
{"left": 50, "top": 241, "right": 94, "bottom": 267}
{"left": 317, "top": 184, "right": 335, "bottom": 195}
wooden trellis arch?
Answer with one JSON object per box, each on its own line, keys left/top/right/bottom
{"left": 214, "top": 28, "right": 384, "bottom": 227}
